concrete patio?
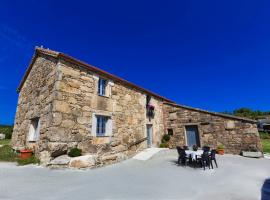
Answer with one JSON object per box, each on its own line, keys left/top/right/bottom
{"left": 0, "top": 150, "right": 269, "bottom": 200}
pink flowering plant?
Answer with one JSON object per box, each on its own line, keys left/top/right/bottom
{"left": 147, "top": 105, "right": 155, "bottom": 110}
{"left": 146, "top": 104, "right": 155, "bottom": 118}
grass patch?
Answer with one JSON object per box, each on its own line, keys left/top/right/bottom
{"left": 17, "top": 156, "right": 40, "bottom": 166}
{"left": 262, "top": 139, "right": 270, "bottom": 153}
{"left": 259, "top": 131, "right": 270, "bottom": 139}
{"left": 0, "top": 145, "right": 17, "bottom": 162}
{"left": 0, "top": 139, "right": 11, "bottom": 146}
{"left": 259, "top": 131, "right": 270, "bottom": 153}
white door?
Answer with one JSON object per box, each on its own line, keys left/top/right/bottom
{"left": 146, "top": 125, "right": 153, "bottom": 147}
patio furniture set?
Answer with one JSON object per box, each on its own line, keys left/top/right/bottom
{"left": 177, "top": 146, "right": 218, "bottom": 170}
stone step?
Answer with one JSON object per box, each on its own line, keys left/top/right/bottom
{"left": 132, "top": 148, "right": 168, "bottom": 161}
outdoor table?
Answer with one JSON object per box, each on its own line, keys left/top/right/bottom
{"left": 185, "top": 150, "right": 204, "bottom": 161}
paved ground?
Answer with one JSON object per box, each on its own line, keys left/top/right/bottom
{"left": 0, "top": 150, "right": 270, "bottom": 200}
{"left": 133, "top": 147, "right": 164, "bottom": 161}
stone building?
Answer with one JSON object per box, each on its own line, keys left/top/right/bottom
{"left": 12, "top": 47, "right": 262, "bottom": 168}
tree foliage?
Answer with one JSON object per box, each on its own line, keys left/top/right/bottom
{"left": 0, "top": 125, "right": 13, "bottom": 139}
{"left": 223, "top": 108, "right": 270, "bottom": 120}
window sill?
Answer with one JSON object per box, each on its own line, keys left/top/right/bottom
{"left": 98, "top": 94, "right": 110, "bottom": 99}
{"left": 28, "top": 141, "right": 37, "bottom": 143}
{"left": 95, "top": 135, "right": 112, "bottom": 138}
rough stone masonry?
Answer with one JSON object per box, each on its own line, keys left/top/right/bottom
{"left": 11, "top": 47, "right": 262, "bottom": 168}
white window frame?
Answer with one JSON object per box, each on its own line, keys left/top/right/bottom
{"left": 91, "top": 114, "right": 112, "bottom": 137}
{"left": 94, "top": 74, "right": 114, "bottom": 97}
{"left": 98, "top": 78, "right": 107, "bottom": 96}
{"left": 28, "top": 118, "right": 41, "bottom": 142}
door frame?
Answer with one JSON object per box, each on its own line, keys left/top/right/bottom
{"left": 146, "top": 124, "right": 153, "bottom": 148}
{"left": 184, "top": 125, "right": 201, "bottom": 147}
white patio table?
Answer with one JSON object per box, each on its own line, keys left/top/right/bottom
{"left": 185, "top": 150, "right": 204, "bottom": 161}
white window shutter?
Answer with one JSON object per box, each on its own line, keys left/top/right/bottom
{"left": 28, "top": 123, "right": 35, "bottom": 141}
{"left": 106, "top": 118, "right": 113, "bottom": 136}
{"left": 105, "top": 84, "right": 110, "bottom": 97}
{"left": 91, "top": 114, "right": 97, "bottom": 136}
{"left": 94, "top": 75, "right": 100, "bottom": 95}
{"left": 108, "top": 81, "right": 114, "bottom": 97}
{"left": 34, "top": 119, "right": 41, "bottom": 141}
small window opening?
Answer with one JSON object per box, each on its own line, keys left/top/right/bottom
{"left": 167, "top": 129, "right": 174, "bottom": 136}
{"left": 28, "top": 118, "right": 40, "bottom": 142}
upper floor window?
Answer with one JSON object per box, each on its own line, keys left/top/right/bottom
{"left": 98, "top": 78, "right": 107, "bottom": 96}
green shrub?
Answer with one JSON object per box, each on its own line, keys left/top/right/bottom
{"left": 68, "top": 148, "right": 82, "bottom": 157}
{"left": 217, "top": 145, "right": 224, "bottom": 150}
{"left": 0, "top": 145, "right": 17, "bottom": 162}
{"left": 5, "top": 130, "right": 12, "bottom": 139}
{"left": 162, "top": 134, "right": 171, "bottom": 143}
{"left": 0, "top": 125, "right": 13, "bottom": 139}
{"left": 17, "top": 156, "right": 40, "bottom": 166}
{"left": 159, "top": 143, "right": 169, "bottom": 148}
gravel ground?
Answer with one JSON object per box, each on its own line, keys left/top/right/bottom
{"left": 0, "top": 150, "right": 269, "bottom": 200}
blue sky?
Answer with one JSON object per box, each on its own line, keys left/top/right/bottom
{"left": 0, "top": 0, "right": 270, "bottom": 125}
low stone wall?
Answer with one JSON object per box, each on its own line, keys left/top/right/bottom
{"left": 163, "top": 104, "right": 262, "bottom": 154}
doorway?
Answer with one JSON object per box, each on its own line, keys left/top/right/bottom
{"left": 185, "top": 125, "right": 200, "bottom": 147}
{"left": 146, "top": 124, "right": 153, "bottom": 148}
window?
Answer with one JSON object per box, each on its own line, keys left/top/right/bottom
{"left": 96, "top": 116, "right": 108, "bottom": 136}
{"left": 93, "top": 115, "right": 112, "bottom": 137}
{"left": 98, "top": 78, "right": 107, "bottom": 96}
{"left": 28, "top": 118, "right": 40, "bottom": 142}
{"left": 167, "top": 129, "right": 174, "bottom": 136}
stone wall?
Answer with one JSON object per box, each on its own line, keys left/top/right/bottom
{"left": 26, "top": 57, "right": 165, "bottom": 166}
{"left": 163, "top": 103, "right": 262, "bottom": 154}
{"left": 12, "top": 54, "right": 58, "bottom": 154}
{"left": 12, "top": 51, "right": 262, "bottom": 169}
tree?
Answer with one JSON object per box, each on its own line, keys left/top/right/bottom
{"left": 230, "top": 108, "right": 270, "bottom": 120}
